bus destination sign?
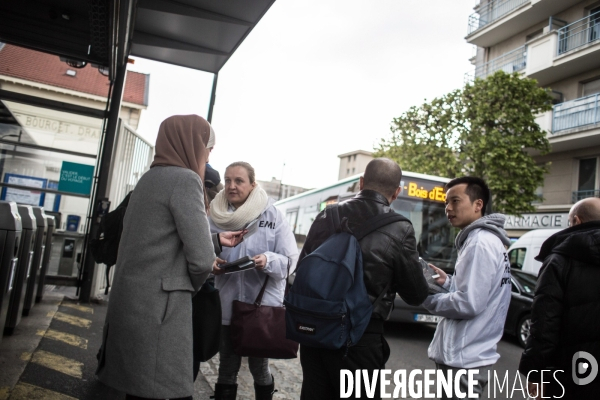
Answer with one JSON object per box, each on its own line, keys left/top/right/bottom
{"left": 400, "top": 180, "right": 446, "bottom": 203}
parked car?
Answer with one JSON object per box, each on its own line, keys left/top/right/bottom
{"left": 504, "top": 270, "right": 537, "bottom": 348}
{"left": 389, "top": 270, "right": 537, "bottom": 349}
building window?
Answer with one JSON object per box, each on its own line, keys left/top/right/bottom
{"left": 582, "top": 77, "right": 600, "bottom": 97}
{"left": 532, "top": 186, "right": 543, "bottom": 203}
{"left": 353, "top": 154, "right": 357, "bottom": 161}
{"left": 579, "top": 158, "right": 597, "bottom": 192}
{"left": 590, "top": 6, "right": 600, "bottom": 43}
{"left": 526, "top": 29, "right": 543, "bottom": 42}
{"left": 346, "top": 168, "right": 350, "bottom": 175}
{"left": 352, "top": 167, "right": 355, "bottom": 174}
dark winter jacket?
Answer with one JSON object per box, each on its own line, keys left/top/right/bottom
{"left": 518, "top": 220, "right": 600, "bottom": 399}
{"left": 298, "top": 189, "right": 429, "bottom": 321}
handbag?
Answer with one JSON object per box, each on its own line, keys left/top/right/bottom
{"left": 230, "top": 275, "right": 299, "bottom": 359}
{"left": 192, "top": 279, "right": 222, "bottom": 379}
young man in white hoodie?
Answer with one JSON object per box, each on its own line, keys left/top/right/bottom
{"left": 424, "top": 177, "right": 512, "bottom": 399}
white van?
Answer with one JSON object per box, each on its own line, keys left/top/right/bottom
{"left": 507, "top": 228, "right": 564, "bottom": 276}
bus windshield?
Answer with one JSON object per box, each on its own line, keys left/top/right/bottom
{"left": 391, "top": 198, "right": 457, "bottom": 271}
{"left": 276, "top": 172, "right": 457, "bottom": 271}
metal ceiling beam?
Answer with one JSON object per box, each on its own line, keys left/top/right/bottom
{"left": 137, "top": 0, "right": 253, "bottom": 26}
{"left": 133, "top": 31, "right": 231, "bottom": 56}
{"left": 0, "top": 90, "right": 107, "bottom": 119}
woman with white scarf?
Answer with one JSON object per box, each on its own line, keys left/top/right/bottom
{"left": 209, "top": 161, "right": 299, "bottom": 400}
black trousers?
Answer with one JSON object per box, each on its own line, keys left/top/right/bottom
{"left": 299, "top": 333, "right": 390, "bottom": 400}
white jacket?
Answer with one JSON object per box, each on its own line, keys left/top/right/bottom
{"left": 210, "top": 198, "right": 299, "bottom": 325}
{"left": 422, "top": 214, "right": 511, "bottom": 369}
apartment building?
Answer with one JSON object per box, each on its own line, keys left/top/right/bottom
{"left": 338, "top": 150, "right": 373, "bottom": 180}
{"left": 256, "top": 177, "right": 311, "bottom": 201}
{"left": 466, "top": 0, "right": 600, "bottom": 236}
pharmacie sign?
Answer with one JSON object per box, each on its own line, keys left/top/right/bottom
{"left": 505, "top": 213, "right": 568, "bottom": 230}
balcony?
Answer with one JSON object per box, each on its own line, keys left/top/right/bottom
{"left": 536, "top": 94, "right": 600, "bottom": 154}
{"left": 572, "top": 189, "right": 600, "bottom": 203}
{"left": 557, "top": 11, "right": 600, "bottom": 55}
{"left": 530, "top": 95, "right": 600, "bottom": 155}
{"left": 553, "top": 94, "right": 600, "bottom": 133}
{"left": 468, "top": 0, "right": 530, "bottom": 35}
{"left": 472, "top": 46, "right": 527, "bottom": 79}
{"left": 525, "top": 16, "right": 600, "bottom": 86}
{"left": 466, "top": 0, "right": 580, "bottom": 47}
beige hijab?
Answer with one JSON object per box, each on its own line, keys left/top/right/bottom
{"left": 151, "top": 115, "right": 211, "bottom": 180}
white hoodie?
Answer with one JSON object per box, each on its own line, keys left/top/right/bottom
{"left": 422, "top": 213, "right": 512, "bottom": 369}
{"left": 210, "top": 198, "right": 299, "bottom": 325}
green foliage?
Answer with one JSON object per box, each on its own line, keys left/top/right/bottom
{"left": 375, "top": 71, "right": 553, "bottom": 215}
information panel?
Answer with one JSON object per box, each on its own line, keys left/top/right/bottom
{"left": 58, "top": 161, "right": 94, "bottom": 196}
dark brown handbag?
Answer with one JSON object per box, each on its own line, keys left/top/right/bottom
{"left": 230, "top": 275, "right": 299, "bottom": 359}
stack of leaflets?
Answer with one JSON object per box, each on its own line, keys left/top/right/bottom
{"left": 220, "top": 256, "right": 256, "bottom": 274}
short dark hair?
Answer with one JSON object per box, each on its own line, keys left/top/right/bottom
{"left": 445, "top": 176, "right": 490, "bottom": 216}
{"left": 362, "top": 158, "right": 402, "bottom": 199}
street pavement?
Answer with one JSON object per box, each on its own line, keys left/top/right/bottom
{"left": 0, "top": 286, "right": 526, "bottom": 400}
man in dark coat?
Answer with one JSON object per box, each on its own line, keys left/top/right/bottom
{"left": 297, "top": 158, "right": 429, "bottom": 400}
{"left": 519, "top": 197, "right": 600, "bottom": 399}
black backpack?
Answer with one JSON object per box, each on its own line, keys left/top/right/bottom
{"left": 89, "top": 192, "right": 132, "bottom": 292}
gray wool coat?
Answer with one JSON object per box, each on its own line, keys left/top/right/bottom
{"left": 96, "top": 166, "right": 215, "bottom": 399}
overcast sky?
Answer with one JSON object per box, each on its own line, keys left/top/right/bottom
{"left": 130, "top": 0, "right": 475, "bottom": 189}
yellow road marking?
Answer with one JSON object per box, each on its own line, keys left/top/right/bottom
{"left": 9, "top": 382, "right": 78, "bottom": 400}
{"left": 0, "top": 386, "right": 10, "bottom": 400}
{"left": 61, "top": 303, "right": 93, "bottom": 314}
{"left": 20, "top": 352, "right": 32, "bottom": 362}
{"left": 53, "top": 312, "right": 92, "bottom": 328}
{"left": 36, "top": 329, "right": 88, "bottom": 349}
{"left": 47, "top": 310, "right": 56, "bottom": 319}
{"left": 30, "top": 350, "right": 83, "bottom": 379}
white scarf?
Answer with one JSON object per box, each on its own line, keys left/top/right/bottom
{"left": 210, "top": 185, "right": 268, "bottom": 230}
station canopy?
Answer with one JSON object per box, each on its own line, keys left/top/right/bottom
{"left": 0, "top": 0, "right": 276, "bottom": 76}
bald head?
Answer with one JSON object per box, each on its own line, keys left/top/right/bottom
{"left": 569, "top": 197, "right": 600, "bottom": 226}
{"left": 361, "top": 158, "right": 402, "bottom": 200}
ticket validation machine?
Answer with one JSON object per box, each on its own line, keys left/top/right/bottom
{"left": 23, "top": 207, "right": 48, "bottom": 316}
{"left": 0, "top": 201, "right": 21, "bottom": 343}
{"left": 4, "top": 205, "right": 36, "bottom": 335}
{"left": 36, "top": 215, "right": 55, "bottom": 303}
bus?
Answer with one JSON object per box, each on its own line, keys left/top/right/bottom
{"left": 275, "top": 171, "right": 457, "bottom": 324}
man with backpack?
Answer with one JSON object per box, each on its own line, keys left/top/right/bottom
{"left": 291, "top": 158, "right": 429, "bottom": 400}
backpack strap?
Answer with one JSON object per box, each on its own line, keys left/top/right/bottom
{"left": 326, "top": 204, "right": 341, "bottom": 234}
{"left": 353, "top": 212, "right": 411, "bottom": 241}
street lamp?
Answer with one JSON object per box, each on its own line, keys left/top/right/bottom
{"left": 277, "top": 163, "right": 285, "bottom": 201}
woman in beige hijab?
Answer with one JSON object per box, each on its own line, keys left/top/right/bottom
{"left": 97, "top": 115, "right": 223, "bottom": 400}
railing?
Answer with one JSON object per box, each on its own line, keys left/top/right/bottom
{"left": 474, "top": 46, "right": 527, "bottom": 79}
{"left": 468, "top": 0, "right": 529, "bottom": 34}
{"left": 464, "top": 70, "right": 475, "bottom": 84}
{"left": 107, "top": 120, "right": 154, "bottom": 206}
{"left": 557, "top": 11, "right": 600, "bottom": 55}
{"left": 552, "top": 93, "right": 600, "bottom": 133}
{"left": 572, "top": 189, "right": 600, "bottom": 203}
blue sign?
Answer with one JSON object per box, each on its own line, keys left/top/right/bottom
{"left": 58, "top": 162, "right": 94, "bottom": 195}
